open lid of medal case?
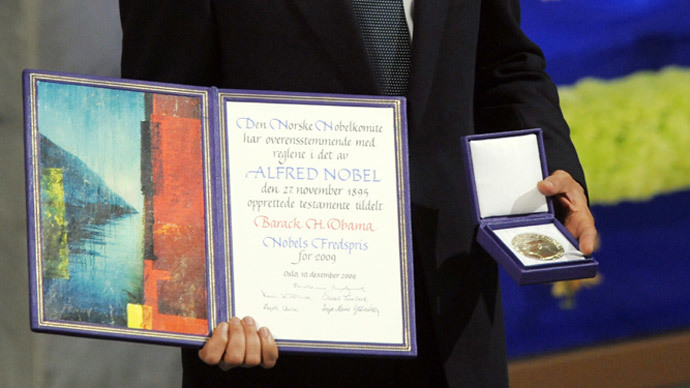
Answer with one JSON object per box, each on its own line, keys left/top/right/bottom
{"left": 461, "top": 128, "right": 598, "bottom": 285}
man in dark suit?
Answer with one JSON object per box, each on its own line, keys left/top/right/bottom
{"left": 120, "top": 0, "right": 597, "bottom": 386}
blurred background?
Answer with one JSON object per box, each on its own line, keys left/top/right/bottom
{"left": 0, "top": 1, "right": 181, "bottom": 387}
{"left": 506, "top": 1, "right": 690, "bottom": 386}
{"left": 508, "top": 0, "right": 690, "bottom": 359}
{"left": 1, "top": 0, "right": 689, "bottom": 387}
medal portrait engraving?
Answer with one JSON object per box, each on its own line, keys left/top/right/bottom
{"left": 511, "top": 233, "right": 564, "bottom": 261}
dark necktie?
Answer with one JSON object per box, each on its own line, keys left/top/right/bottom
{"left": 351, "top": 0, "right": 412, "bottom": 96}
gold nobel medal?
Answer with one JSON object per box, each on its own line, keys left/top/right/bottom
{"left": 511, "top": 233, "right": 564, "bottom": 261}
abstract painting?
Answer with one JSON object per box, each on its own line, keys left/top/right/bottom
{"left": 34, "top": 79, "right": 209, "bottom": 337}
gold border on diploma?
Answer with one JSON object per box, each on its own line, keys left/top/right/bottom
{"left": 217, "top": 91, "right": 413, "bottom": 354}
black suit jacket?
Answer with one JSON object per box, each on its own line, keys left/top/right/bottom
{"left": 120, "top": 1, "right": 585, "bottom": 386}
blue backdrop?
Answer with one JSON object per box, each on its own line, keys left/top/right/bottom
{"left": 522, "top": 0, "right": 690, "bottom": 85}
{"left": 503, "top": 0, "right": 690, "bottom": 358}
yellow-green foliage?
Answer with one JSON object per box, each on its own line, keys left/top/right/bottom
{"left": 41, "top": 168, "right": 70, "bottom": 279}
{"left": 559, "top": 66, "right": 690, "bottom": 204}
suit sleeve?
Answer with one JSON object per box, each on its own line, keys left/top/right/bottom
{"left": 119, "top": 0, "right": 221, "bottom": 86}
{"left": 473, "top": 0, "right": 586, "bottom": 188}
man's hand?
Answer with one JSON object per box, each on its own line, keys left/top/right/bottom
{"left": 198, "top": 316, "right": 278, "bottom": 371}
{"left": 537, "top": 170, "right": 598, "bottom": 255}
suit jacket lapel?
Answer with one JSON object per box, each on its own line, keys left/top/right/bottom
{"left": 290, "top": 0, "right": 379, "bottom": 94}
{"left": 408, "top": 0, "right": 449, "bottom": 134}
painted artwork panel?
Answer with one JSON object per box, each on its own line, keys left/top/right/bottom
{"left": 35, "top": 80, "right": 208, "bottom": 336}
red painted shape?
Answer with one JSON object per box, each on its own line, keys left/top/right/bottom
{"left": 143, "top": 260, "right": 208, "bottom": 334}
{"left": 143, "top": 94, "right": 209, "bottom": 334}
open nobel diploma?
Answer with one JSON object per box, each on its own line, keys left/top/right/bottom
{"left": 462, "top": 129, "right": 598, "bottom": 285}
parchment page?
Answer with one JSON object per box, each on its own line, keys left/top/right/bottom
{"left": 223, "top": 97, "right": 410, "bottom": 348}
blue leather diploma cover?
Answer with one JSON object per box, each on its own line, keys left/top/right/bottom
{"left": 24, "top": 70, "right": 416, "bottom": 356}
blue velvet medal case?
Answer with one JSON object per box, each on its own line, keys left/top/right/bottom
{"left": 462, "top": 128, "right": 598, "bottom": 285}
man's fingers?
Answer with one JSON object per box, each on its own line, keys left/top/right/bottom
{"left": 538, "top": 170, "right": 598, "bottom": 255}
{"left": 538, "top": 170, "right": 577, "bottom": 195}
{"left": 219, "top": 317, "right": 246, "bottom": 370}
{"left": 577, "top": 226, "right": 598, "bottom": 256}
{"left": 537, "top": 177, "right": 559, "bottom": 197}
{"left": 259, "top": 327, "right": 279, "bottom": 369}
{"left": 200, "top": 316, "right": 279, "bottom": 371}
{"left": 240, "top": 316, "right": 262, "bottom": 367}
{"left": 539, "top": 171, "right": 587, "bottom": 207}
{"left": 198, "top": 322, "right": 229, "bottom": 365}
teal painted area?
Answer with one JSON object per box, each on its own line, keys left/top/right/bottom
{"left": 42, "top": 213, "right": 145, "bottom": 326}
{"left": 37, "top": 81, "right": 145, "bottom": 212}
{"left": 36, "top": 80, "right": 147, "bottom": 327}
